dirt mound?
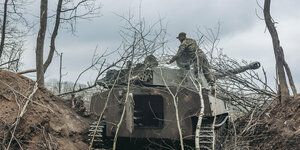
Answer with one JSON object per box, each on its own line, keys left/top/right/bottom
{"left": 0, "top": 70, "right": 92, "bottom": 150}
{"left": 253, "top": 95, "right": 300, "bottom": 150}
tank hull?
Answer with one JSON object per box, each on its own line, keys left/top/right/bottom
{"left": 90, "top": 86, "right": 227, "bottom": 139}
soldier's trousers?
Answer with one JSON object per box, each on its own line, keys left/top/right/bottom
{"left": 175, "top": 53, "right": 215, "bottom": 85}
{"left": 192, "top": 54, "right": 215, "bottom": 86}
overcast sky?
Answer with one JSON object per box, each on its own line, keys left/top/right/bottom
{"left": 21, "top": 0, "right": 300, "bottom": 89}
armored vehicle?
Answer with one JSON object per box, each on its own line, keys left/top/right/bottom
{"left": 89, "top": 56, "right": 261, "bottom": 149}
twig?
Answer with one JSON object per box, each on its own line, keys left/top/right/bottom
{"left": 17, "top": 69, "right": 36, "bottom": 74}
{"left": 0, "top": 80, "right": 54, "bottom": 113}
{"left": 0, "top": 59, "right": 19, "bottom": 67}
{"left": 42, "top": 127, "right": 52, "bottom": 150}
{"left": 112, "top": 35, "right": 137, "bottom": 150}
{"left": 212, "top": 87, "right": 217, "bottom": 150}
{"left": 230, "top": 114, "right": 237, "bottom": 150}
{"left": 159, "top": 66, "right": 185, "bottom": 150}
{"left": 88, "top": 57, "right": 128, "bottom": 150}
{"left": 6, "top": 82, "right": 38, "bottom": 150}
{"left": 19, "top": 82, "right": 38, "bottom": 117}
{"left": 240, "top": 105, "right": 257, "bottom": 135}
{"left": 190, "top": 74, "right": 204, "bottom": 150}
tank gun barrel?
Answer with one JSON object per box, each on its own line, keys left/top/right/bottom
{"left": 214, "top": 61, "right": 261, "bottom": 79}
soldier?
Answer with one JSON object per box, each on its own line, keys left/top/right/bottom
{"left": 166, "top": 32, "right": 216, "bottom": 93}
{"left": 73, "top": 96, "right": 89, "bottom": 117}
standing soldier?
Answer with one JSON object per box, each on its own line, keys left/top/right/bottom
{"left": 166, "top": 32, "right": 216, "bottom": 93}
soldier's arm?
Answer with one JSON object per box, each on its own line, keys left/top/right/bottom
{"left": 169, "top": 41, "right": 188, "bottom": 63}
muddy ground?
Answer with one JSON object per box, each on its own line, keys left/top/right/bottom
{"left": 251, "top": 95, "right": 300, "bottom": 150}
{"left": 0, "top": 70, "right": 92, "bottom": 150}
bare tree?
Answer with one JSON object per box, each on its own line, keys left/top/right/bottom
{"left": 0, "top": 0, "right": 9, "bottom": 59}
{"left": 43, "top": 0, "right": 63, "bottom": 72}
{"left": 44, "top": 0, "right": 101, "bottom": 73}
{"left": 263, "top": 0, "right": 297, "bottom": 103}
{"left": 219, "top": 3, "right": 300, "bottom": 148}
{"left": 0, "top": 0, "right": 32, "bottom": 71}
{"left": 34, "top": 0, "right": 101, "bottom": 87}
{"left": 35, "top": 0, "right": 48, "bottom": 87}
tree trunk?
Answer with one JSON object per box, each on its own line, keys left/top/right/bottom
{"left": 44, "top": 0, "right": 62, "bottom": 72}
{"left": 0, "top": 0, "right": 9, "bottom": 59}
{"left": 195, "top": 85, "right": 204, "bottom": 150}
{"left": 264, "top": 0, "right": 289, "bottom": 104}
{"left": 36, "top": 0, "right": 48, "bottom": 87}
{"left": 59, "top": 53, "right": 62, "bottom": 94}
{"left": 280, "top": 47, "right": 297, "bottom": 97}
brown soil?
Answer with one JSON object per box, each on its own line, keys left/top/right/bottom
{"left": 253, "top": 95, "right": 300, "bottom": 150}
{"left": 0, "top": 70, "right": 92, "bottom": 150}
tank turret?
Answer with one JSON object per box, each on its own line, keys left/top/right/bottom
{"left": 97, "top": 56, "right": 261, "bottom": 89}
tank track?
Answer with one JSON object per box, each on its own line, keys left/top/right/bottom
{"left": 199, "top": 124, "right": 215, "bottom": 150}
{"left": 198, "top": 115, "right": 228, "bottom": 150}
{"left": 88, "top": 120, "right": 107, "bottom": 148}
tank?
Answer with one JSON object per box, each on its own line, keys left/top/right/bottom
{"left": 89, "top": 56, "right": 261, "bottom": 149}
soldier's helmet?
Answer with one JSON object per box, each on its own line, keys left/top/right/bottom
{"left": 176, "top": 32, "right": 186, "bottom": 39}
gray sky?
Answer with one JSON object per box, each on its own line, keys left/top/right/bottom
{"left": 21, "top": 0, "right": 300, "bottom": 89}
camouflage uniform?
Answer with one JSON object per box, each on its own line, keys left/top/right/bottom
{"left": 169, "top": 38, "right": 215, "bottom": 85}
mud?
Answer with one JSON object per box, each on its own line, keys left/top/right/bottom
{"left": 0, "top": 70, "right": 92, "bottom": 150}
{"left": 252, "top": 95, "right": 300, "bottom": 150}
